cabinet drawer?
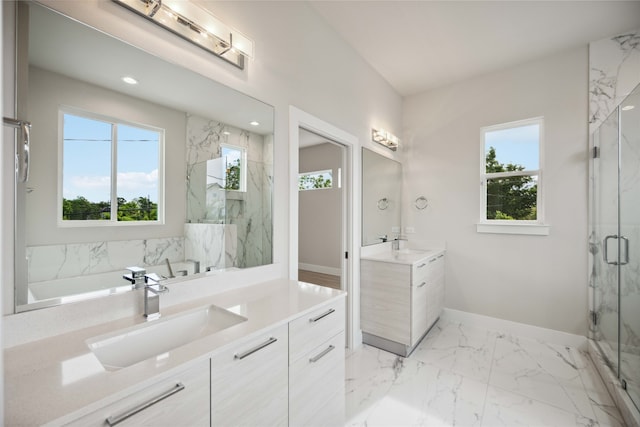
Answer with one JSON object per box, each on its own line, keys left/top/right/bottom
{"left": 211, "top": 324, "right": 288, "bottom": 427}
{"left": 289, "top": 332, "right": 345, "bottom": 427}
{"left": 289, "top": 300, "right": 345, "bottom": 363}
{"left": 426, "top": 253, "right": 445, "bottom": 282}
{"left": 66, "top": 360, "right": 209, "bottom": 427}
{"left": 412, "top": 258, "right": 431, "bottom": 283}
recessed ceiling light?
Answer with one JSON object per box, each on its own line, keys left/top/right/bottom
{"left": 622, "top": 105, "right": 635, "bottom": 111}
{"left": 121, "top": 76, "right": 138, "bottom": 85}
{"left": 249, "top": 121, "right": 259, "bottom": 126}
{"left": 223, "top": 131, "right": 231, "bottom": 135}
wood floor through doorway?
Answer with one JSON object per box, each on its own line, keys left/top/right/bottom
{"left": 298, "top": 270, "right": 341, "bottom": 290}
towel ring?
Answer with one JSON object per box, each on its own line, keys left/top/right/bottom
{"left": 377, "top": 198, "right": 389, "bottom": 210}
{"left": 415, "top": 196, "right": 428, "bottom": 210}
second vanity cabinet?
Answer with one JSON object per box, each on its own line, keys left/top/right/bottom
{"left": 361, "top": 250, "right": 445, "bottom": 356}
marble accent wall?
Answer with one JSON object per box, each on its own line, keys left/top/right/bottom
{"left": 184, "top": 223, "right": 237, "bottom": 271}
{"left": 589, "top": 28, "right": 640, "bottom": 133}
{"left": 588, "top": 28, "right": 640, "bottom": 339}
{"left": 27, "top": 237, "right": 184, "bottom": 283}
{"left": 185, "top": 114, "right": 273, "bottom": 268}
{"left": 588, "top": 28, "right": 640, "bottom": 411}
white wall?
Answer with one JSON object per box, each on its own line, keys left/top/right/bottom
{"left": 27, "top": 66, "right": 187, "bottom": 245}
{"left": 403, "top": 46, "right": 589, "bottom": 335}
{"left": 299, "top": 142, "right": 342, "bottom": 272}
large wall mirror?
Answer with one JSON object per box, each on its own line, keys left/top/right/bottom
{"left": 361, "top": 148, "right": 402, "bottom": 246}
{"left": 14, "top": 3, "right": 274, "bottom": 312}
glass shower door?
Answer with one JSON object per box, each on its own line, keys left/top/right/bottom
{"left": 593, "top": 106, "right": 621, "bottom": 376}
{"left": 619, "top": 85, "right": 640, "bottom": 411}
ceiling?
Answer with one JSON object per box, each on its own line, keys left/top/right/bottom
{"left": 309, "top": 1, "right": 640, "bottom": 97}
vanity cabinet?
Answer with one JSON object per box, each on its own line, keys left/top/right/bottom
{"left": 65, "top": 360, "right": 210, "bottom": 427}
{"left": 21, "top": 284, "right": 347, "bottom": 427}
{"left": 289, "top": 301, "right": 345, "bottom": 427}
{"left": 361, "top": 251, "right": 445, "bottom": 356}
{"left": 211, "top": 323, "right": 288, "bottom": 426}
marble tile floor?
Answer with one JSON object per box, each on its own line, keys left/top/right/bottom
{"left": 346, "top": 319, "right": 627, "bottom": 426}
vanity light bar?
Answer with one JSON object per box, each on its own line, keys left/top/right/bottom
{"left": 372, "top": 128, "right": 399, "bottom": 151}
{"left": 113, "top": 0, "right": 255, "bottom": 70}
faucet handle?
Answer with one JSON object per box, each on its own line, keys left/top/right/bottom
{"left": 126, "top": 266, "right": 146, "bottom": 278}
{"left": 144, "top": 273, "right": 163, "bottom": 285}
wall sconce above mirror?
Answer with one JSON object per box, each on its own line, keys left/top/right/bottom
{"left": 372, "top": 128, "right": 400, "bottom": 151}
{"left": 113, "top": 0, "right": 254, "bottom": 70}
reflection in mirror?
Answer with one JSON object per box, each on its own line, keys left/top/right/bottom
{"left": 15, "top": 3, "right": 274, "bottom": 312}
{"left": 361, "top": 148, "right": 402, "bottom": 246}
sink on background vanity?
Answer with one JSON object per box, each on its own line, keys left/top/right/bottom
{"left": 361, "top": 246, "right": 445, "bottom": 357}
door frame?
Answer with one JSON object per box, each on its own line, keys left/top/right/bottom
{"left": 289, "top": 106, "right": 362, "bottom": 349}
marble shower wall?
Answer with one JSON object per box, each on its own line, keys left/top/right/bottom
{"left": 185, "top": 114, "right": 273, "bottom": 269}
{"left": 588, "top": 28, "right": 640, "bottom": 342}
{"left": 27, "top": 237, "right": 184, "bottom": 283}
{"left": 589, "top": 28, "right": 640, "bottom": 133}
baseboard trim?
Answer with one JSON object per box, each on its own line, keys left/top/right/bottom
{"left": 298, "top": 263, "right": 341, "bottom": 276}
{"left": 442, "top": 308, "right": 587, "bottom": 350}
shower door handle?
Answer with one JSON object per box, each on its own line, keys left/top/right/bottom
{"left": 603, "top": 235, "right": 619, "bottom": 265}
{"left": 620, "top": 236, "right": 629, "bottom": 265}
{"left": 3, "top": 117, "right": 31, "bottom": 182}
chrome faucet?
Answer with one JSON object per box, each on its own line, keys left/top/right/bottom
{"left": 123, "top": 266, "right": 146, "bottom": 289}
{"left": 392, "top": 235, "right": 408, "bottom": 251}
{"left": 143, "top": 273, "right": 169, "bottom": 320}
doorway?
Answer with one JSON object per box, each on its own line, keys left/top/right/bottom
{"left": 289, "top": 106, "right": 361, "bottom": 350}
{"left": 298, "top": 129, "right": 345, "bottom": 291}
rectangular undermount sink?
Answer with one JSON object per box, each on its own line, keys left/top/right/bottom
{"left": 86, "top": 305, "right": 247, "bottom": 370}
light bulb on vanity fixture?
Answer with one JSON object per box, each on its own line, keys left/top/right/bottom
{"left": 372, "top": 128, "right": 400, "bottom": 151}
{"left": 112, "top": 0, "right": 255, "bottom": 70}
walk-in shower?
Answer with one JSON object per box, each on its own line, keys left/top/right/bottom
{"left": 590, "top": 81, "right": 640, "bottom": 425}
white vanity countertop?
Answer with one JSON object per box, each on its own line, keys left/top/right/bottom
{"left": 5, "top": 279, "right": 345, "bottom": 426}
{"left": 361, "top": 248, "right": 445, "bottom": 265}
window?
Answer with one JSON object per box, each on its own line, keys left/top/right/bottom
{"left": 221, "top": 144, "right": 247, "bottom": 192}
{"left": 479, "top": 117, "right": 548, "bottom": 235}
{"left": 298, "top": 169, "right": 333, "bottom": 190}
{"left": 60, "top": 109, "right": 163, "bottom": 225}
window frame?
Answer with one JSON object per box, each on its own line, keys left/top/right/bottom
{"left": 221, "top": 143, "right": 247, "bottom": 193}
{"left": 478, "top": 117, "right": 549, "bottom": 235}
{"left": 298, "top": 169, "right": 334, "bottom": 191}
{"left": 57, "top": 106, "right": 165, "bottom": 227}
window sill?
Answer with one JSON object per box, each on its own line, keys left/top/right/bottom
{"left": 476, "top": 223, "right": 550, "bottom": 236}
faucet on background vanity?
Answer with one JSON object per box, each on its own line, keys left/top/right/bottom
{"left": 392, "top": 235, "right": 408, "bottom": 251}
{"left": 143, "top": 273, "right": 169, "bottom": 321}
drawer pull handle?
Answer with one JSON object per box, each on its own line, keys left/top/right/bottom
{"left": 417, "top": 282, "right": 426, "bottom": 288}
{"left": 106, "top": 382, "right": 185, "bottom": 426}
{"left": 429, "top": 258, "right": 437, "bottom": 263}
{"left": 417, "top": 263, "right": 426, "bottom": 268}
{"left": 309, "top": 308, "right": 335, "bottom": 323}
{"left": 234, "top": 337, "right": 278, "bottom": 360}
{"left": 310, "top": 345, "right": 335, "bottom": 363}
{"left": 437, "top": 254, "right": 444, "bottom": 259}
